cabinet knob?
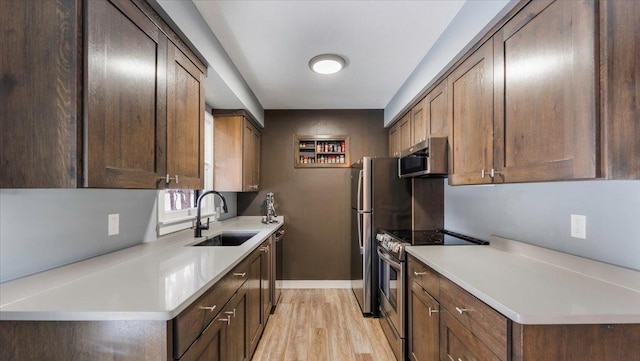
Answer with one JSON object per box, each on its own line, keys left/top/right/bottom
{"left": 219, "top": 317, "right": 231, "bottom": 325}
{"left": 413, "top": 271, "right": 427, "bottom": 276}
{"left": 225, "top": 309, "right": 236, "bottom": 318}
{"left": 260, "top": 247, "right": 268, "bottom": 253}
{"left": 428, "top": 307, "right": 439, "bottom": 317}
{"left": 455, "top": 307, "right": 472, "bottom": 314}
{"left": 233, "top": 272, "right": 246, "bottom": 277}
{"left": 199, "top": 305, "right": 217, "bottom": 312}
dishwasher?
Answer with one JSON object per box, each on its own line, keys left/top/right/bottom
{"left": 271, "top": 226, "right": 285, "bottom": 313}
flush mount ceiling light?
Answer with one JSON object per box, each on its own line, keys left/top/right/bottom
{"left": 309, "top": 54, "right": 346, "bottom": 75}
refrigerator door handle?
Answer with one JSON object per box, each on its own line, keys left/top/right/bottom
{"left": 357, "top": 169, "right": 364, "bottom": 252}
{"left": 357, "top": 170, "right": 363, "bottom": 211}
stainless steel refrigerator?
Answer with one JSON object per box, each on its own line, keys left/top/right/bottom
{"left": 351, "top": 157, "right": 411, "bottom": 316}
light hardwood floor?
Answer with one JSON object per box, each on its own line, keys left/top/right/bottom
{"left": 252, "top": 289, "right": 396, "bottom": 361}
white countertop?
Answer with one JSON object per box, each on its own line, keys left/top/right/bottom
{"left": 406, "top": 236, "right": 640, "bottom": 325}
{"left": 0, "top": 216, "right": 284, "bottom": 321}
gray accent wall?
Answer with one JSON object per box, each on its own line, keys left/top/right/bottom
{"left": 444, "top": 180, "right": 640, "bottom": 271}
{"left": 0, "top": 189, "right": 238, "bottom": 283}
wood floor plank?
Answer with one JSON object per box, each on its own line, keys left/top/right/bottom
{"left": 252, "top": 289, "right": 395, "bottom": 361}
{"left": 307, "top": 328, "right": 328, "bottom": 361}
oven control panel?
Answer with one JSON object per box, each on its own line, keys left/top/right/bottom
{"left": 376, "top": 232, "right": 404, "bottom": 254}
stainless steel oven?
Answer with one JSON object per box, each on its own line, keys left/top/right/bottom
{"left": 376, "top": 229, "right": 488, "bottom": 361}
{"left": 377, "top": 245, "right": 405, "bottom": 361}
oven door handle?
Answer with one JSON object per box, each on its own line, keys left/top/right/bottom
{"left": 377, "top": 247, "right": 402, "bottom": 269}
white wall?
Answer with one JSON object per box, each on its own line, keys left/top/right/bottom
{"left": 444, "top": 180, "right": 640, "bottom": 271}
{"left": 0, "top": 189, "right": 237, "bottom": 283}
{"left": 384, "top": 0, "right": 515, "bottom": 126}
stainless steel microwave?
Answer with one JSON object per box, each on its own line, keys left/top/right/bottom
{"left": 398, "top": 137, "right": 448, "bottom": 178}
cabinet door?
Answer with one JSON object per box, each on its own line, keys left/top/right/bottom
{"left": 389, "top": 124, "right": 400, "bottom": 157}
{"left": 399, "top": 113, "right": 412, "bottom": 152}
{"left": 166, "top": 42, "right": 205, "bottom": 189}
{"left": 260, "top": 241, "right": 271, "bottom": 324}
{"left": 493, "top": 0, "right": 597, "bottom": 183}
{"left": 85, "top": 0, "right": 166, "bottom": 188}
{"left": 440, "top": 310, "right": 501, "bottom": 361}
{"left": 448, "top": 39, "right": 494, "bottom": 185}
{"left": 247, "top": 249, "right": 262, "bottom": 355}
{"left": 601, "top": 0, "right": 640, "bottom": 179}
{"left": 180, "top": 314, "right": 226, "bottom": 361}
{"left": 242, "top": 119, "right": 260, "bottom": 192}
{"left": 0, "top": 0, "right": 81, "bottom": 188}
{"left": 213, "top": 115, "right": 243, "bottom": 192}
{"left": 408, "top": 281, "right": 439, "bottom": 361}
{"left": 412, "top": 98, "right": 428, "bottom": 145}
{"left": 252, "top": 126, "right": 261, "bottom": 191}
{"left": 425, "top": 81, "right": 448, "bottom": 138}
{"left": 225, "top": 286, "right": 249, "bottom": 361}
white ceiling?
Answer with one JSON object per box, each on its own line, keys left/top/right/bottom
{"left": 192, "top": 0, "right": 465, "bottom": 110}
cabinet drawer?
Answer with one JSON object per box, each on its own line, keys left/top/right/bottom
{"left": 174, "top": 258, "right": 250, "bottom": 359}
{"left": 439, "top": 276, "right": 508, "bottom": 361}
{"left": 441, "top": 309, "right": 502, "bottom": 361}
{"left": 408, "top": 255, "right": 440, "bottom": 300}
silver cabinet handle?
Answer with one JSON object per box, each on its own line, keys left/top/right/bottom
{"left": 199, "top": 305, "right": 217, "bottom": 312}
{"left": 458, "top": 358, "right": 463, "bottom": 361}
{"left": 428, "top": 307, "right": 439, "bottom": 317}
{"left": 481, "top": 169, "right": 498, "bottom": 178}
{"left": 159, "top": 174, "right": 179, "bottom": 183}
{"left": 219, "top": 317, "right": 230, "bottom": 325}
{"left": 455, "top": 307, "right": 472, "bottom": 314}
{"left": 260, "top": 247, "right": 268, "bottom": 252}
{"left": 225, "top": 309, "right": 236, "bottom": 318}
{"left": 447, "top": 355, "right": 454, "bottom": 361}
{"left": 233, "top": 272, "right": 246, "bottom": 277}
{"left": 414, "top": 271, "right": 427, "bottom": 276}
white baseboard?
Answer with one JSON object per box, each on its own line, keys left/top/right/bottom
{"left": 281, "top": 280, "right": 351, "bottom": 289}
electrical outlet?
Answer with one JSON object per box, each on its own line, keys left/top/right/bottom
{"left": 570, "top": 214, "right": 586, "bottom": 239}
{"left": 108, "top": 213, "right": 119, "bottom": 236}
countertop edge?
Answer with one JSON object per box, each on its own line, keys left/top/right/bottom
{"left": 405, "top": 239, "right": 640, "bottom": 325}
{"left": 0, "top": 216, "right": 285, "bottom": 321}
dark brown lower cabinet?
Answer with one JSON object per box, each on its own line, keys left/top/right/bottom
{"left": 260, "top": 239, "right": 272, "bottom": 326}
{"left": 179, "top": 316, "right": 225, "bottom": 361}
{"left": 247, "top": 248, "right": 262, "bottom": 355}
{"left": 0, "top": 238, "right": 276, "bottom": 361}
{"left": 408, "top": 281, "right": 440, "bottom": 361}
{"left": 440, "top": 310, "right": 502, "bottom": 361}
{"left": 224, "top": 284, "right": 249, "bottom": 361}
{"left": 408, "top": 256, "right": 640, "bottom": 361}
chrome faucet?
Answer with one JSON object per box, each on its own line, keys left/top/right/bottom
{"left": 194, "top": 191, "right": 228, "bottom": 238}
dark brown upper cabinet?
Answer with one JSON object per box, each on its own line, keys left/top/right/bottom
{"left": 166, "top": 42, "right": 206, "bottom": 190}
{"left": 213, "top": 110, "right": 261, "bottom": 192}
{"left": 399, "top": 112, "right": 413, "bottom": 152}
{"left": 492, "top": 0, "right": 598, "bottom": 183}
{"left": 450, "top": 0, "right": 598, "bottom": 185}
{"left": 392, "top": 0, "right": 638, "bottom": 184}
{"left": 0, "top": 0, "right": 206, "bottom": 189}
{"left": 1, "top": 0, "right": 82, "bottom": 188}
{"left": 425, "top": 81, "right": 448, "bottom": 139}
{"left": 411, "top": 98, "right": 427, "bottom": 145}
{"left": 600, "top": 0, "right": 640, "bottom": 179}
{"left": 448, "top": 39, "right": 495, "bottom": 186}
{"left": 388, "top": 122, "right": 401, "bottom": 157}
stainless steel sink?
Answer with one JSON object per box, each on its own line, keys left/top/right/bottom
{"left": 192, "top": 232, "right": 258, "bottom": 247}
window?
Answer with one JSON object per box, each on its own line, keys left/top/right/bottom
{"left": 156, "top": 111, "right": 215, "bottom": 236}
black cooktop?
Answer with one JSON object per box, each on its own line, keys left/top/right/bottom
{"left": 385, "top": 229, "right": 489, "bottom": 246}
